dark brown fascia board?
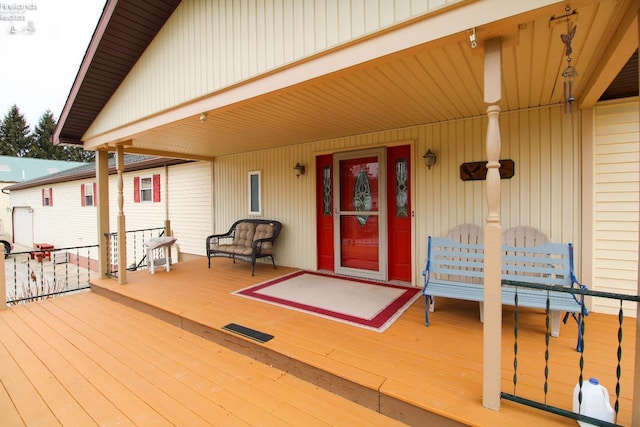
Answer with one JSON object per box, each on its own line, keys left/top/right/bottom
{"left": 53, "top": 0, "right": 118, "bottom": 146}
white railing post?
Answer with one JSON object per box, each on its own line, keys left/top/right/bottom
{"left": 483, "top": 37, "right": 503, "bottom": 410}
{"left": 0, "top": 245, "right": 5, "bottom": 310}
{"left": 116, "top": 145, "right": 127, "bottom": 284}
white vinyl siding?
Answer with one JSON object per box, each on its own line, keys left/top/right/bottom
{"left": 9, "top": 162, "right": 213, "bottom": 257}
{"left": 108, "top": 169, "right": 167, "bottom": 233}
{"left": 10, "top": 180, "right": 98, "bottom": 248}
{"left": 167, "top": 161, "right": 213, "bottom": 256}
{"left": 85, "top": 0, "right": 462, "bottom": 136}
{"left": 592, "top": 98, "right": 639, "bottom": 315}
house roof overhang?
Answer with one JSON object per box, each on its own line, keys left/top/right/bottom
{"left": 53, "top": 0, "right": 182, "bottom": 147}
{"left": 54, "top": 0, "right": 639, "bottom": 160}
{"left": 4, "top": 155, "right": 188, "bottom": 191}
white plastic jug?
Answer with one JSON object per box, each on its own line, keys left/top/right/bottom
{"left": 572, "top": 377, "right": 615, "bottom": 427}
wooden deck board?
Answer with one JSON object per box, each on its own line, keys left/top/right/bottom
{"left": 3, "top": 256, "right": 634, "bottom": 426}
{"left": 1, "top": 306, "right": 131, "bottom": 426}
{"left": 87, "top": 257, "right": 635, "bottom": 426}
{"left": 0, "top": 286, "right": 407, "bottom": 426}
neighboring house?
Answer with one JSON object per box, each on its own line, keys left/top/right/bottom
{"left": 5, "top": 155, "right": 193, "bottom": 253}
{"left": 50, "top": 0, "right": 638, "bottom": 412}
{"left": 0, "top": 156, "right": 85, "bottom": 244}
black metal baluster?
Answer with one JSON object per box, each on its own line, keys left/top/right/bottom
{"left": 543, "top": 292, "right": 550, "bottom": 404}
{"left": 578, "top": 313, "right": 585, "bottom": 413}
{"left": 614, "top": 302, "right": 623, "bottom": 423}
{"left": 86, "top": 247, "right": 91, "bottom": 286}
{"left": 512, "top": 288, "right": 519, "bottom": 395}
{"left": 12, "top": 256, "right": 17, "bottom": 300}
{"left": 39, "top": 254, "right": 44, "bottom": 297}
{"left": 64, "top": 249, "right": 69, "bottom": 290}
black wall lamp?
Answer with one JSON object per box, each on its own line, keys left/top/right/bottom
{"left": 423, "top": 149, "right": 437, "bottom": 169}
{"left": 293, "top": 163, "right": 306, "bottom": 177}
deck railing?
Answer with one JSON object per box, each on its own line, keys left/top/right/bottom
{"left": 2, "top": 245, "right": 98, "bottom": 306}
{"left": 105, "top": 227, "right": 166, "bottom": 278}
{"left": 501, "top": 281, "right": 640, "bottom": 427}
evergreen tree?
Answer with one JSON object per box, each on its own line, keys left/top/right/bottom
{"left": 0, "top": 105, "right": 31, "bottom": 156}
{"left": 28, "top": 110, "right": 59, "bottom": 159}
{"left": 28, "top": 110, "right": 94, "bottom": 162}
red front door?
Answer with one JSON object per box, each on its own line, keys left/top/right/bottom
{"left": 316, "top": 146, "right": 411, "bottom": 283}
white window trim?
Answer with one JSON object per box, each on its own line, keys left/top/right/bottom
{"left": 248, "top": 170, "right": 262, "bottom": 216}
{"left": 84, "top": 183, "right": 94, "bottom": 206}
{"left": 140, "top": 175, "right": 153, "bottom": 203}
{"left": 43, "top": 188, "right": 51, "bottom": 206}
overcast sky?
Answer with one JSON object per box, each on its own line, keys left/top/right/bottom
{"left": 0, "top": 0, "right": 106, "bottom": 129}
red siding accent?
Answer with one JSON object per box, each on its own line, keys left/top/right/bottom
{"left": 153, "top": 174, "right": 161, "bottom": 202}
{"left": 49, "top": 188, "right": 53, "bottom": 207}
{"left": 41, "top": 189, "right": 45, "bottom": 206}
{"left": 316, "top": 154, "right": 334, "bottom": 271}
{"left": 80, "top": 184, "right": 86, "bottom": 207}
{"left": 387, "top": 145, "right": 411, "bottom": 282}
{"left": 93, "top": 182, "right": 97, "bottom": 206}
{"left": 134, "top": 177, "right": 140, "bottom": 203}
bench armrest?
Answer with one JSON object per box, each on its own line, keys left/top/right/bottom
{"left": 206, "top": 231, "right": 234, "bottom": 247}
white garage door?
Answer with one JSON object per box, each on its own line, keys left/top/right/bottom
{"left": 13, "top": 207, "right": 33, "bottom": 248}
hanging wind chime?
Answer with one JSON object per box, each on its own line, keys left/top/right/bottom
{"left": 560, "top": 6, "right": 578, "bottom": 114}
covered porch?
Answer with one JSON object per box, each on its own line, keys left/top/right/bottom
{"left": 81, "top": 257, "right": 634, "bottom": 426}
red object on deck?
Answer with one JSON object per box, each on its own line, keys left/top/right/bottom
{"left": 30, "top": 243, "right": 54, "bottom": 262}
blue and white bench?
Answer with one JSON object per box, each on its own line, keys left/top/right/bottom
{"left": 422, "top": 235, "right": 588, "bottom": 341}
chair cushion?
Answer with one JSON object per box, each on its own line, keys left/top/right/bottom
{"left": 211, "top": 244, "right": 254, "bottom": 256}
{"left": 253, "top": 223, "right": 275, "bottom": 254}
{"left": 233, "top": 222, "right": 256, "bottom": 247}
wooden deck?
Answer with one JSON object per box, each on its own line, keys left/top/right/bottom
{"left": 3, "top": 257, "right": 636, "bottom": 426}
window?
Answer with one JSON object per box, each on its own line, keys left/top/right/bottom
{"left": 248, "top": 170, "right": 261, "bottom": 215}
{"left": 140, "top": 177, "right": 153, "bottom": 202}
{"left": 134, "top": 174, "right": 161, "bottom": 203}
{"left": 42, "top": 188, "right": 53, "bottom": 207}
{"left": 81, "top": 182, "right": 96, "bottom": 207}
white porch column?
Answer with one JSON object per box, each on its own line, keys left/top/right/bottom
{"left": 483, "top": 37, "right": 503, "bottom": 410}
{"left": 96, "top": 149, "right": 110, "bottom": 279}
{"left": 164, "top": 165, "right": 171, "bottom": 237}
{"left": 0, "top": 245, "right": 5, "bottom": 310}
{"left": 116, "top": 146, "right": 127, "bottom": 284}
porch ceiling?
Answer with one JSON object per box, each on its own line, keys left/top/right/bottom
{"left": 83, "top": 0, "right": 638, "bottom": 160}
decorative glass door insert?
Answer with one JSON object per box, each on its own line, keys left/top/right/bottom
{"left": 334, "top": 149, "right": 387, "bottom": 280}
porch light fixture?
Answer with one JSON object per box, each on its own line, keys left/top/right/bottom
{"left": 423, "top": 149, "right": 437, "bottom": 170}
{"left": 293, "top": 163, "right": 306, "bottom": 177}
{"left": 468, "top": 27, "right": 477, "bottom": 49}
{"left": 199, "top": 112, "right": 208, "bottom": 123}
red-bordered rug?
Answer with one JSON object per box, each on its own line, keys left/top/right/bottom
{"left": 232, "top": 271, "right": 421, "bottom": 332}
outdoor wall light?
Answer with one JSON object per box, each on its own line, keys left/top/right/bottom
{"left": 423, "top": 149, "right": 437, "bottom": 170}
{"left": 199, "top": 112, "right": 208, "bottom": 123}
{"left": 468, "top": 27, "right": 477, "bottom": 49}
{"left": 293, "top": 163, "right": 306, "bottom": 177}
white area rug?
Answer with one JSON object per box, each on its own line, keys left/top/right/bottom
{"left": 232, "top": 271, "right": 421, "bottom": 332}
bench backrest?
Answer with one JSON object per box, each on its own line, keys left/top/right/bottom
{"left": 445, "top": 224, "right": 484, "bottom": 284}
{"left": 425, "top": 236, "right": 574, "bottom": 288}
{"left": 502, "top": 242, "right": 572, "bottom": 287}
{"left": 233, "top": 222, "right": 257, "bottom": 246}
{"left": 426, "top": 237, "right": 485, "bottom": 284}
{"left": 230, "top": 219, "right": 282, "bottom": 248}
{"left": 503, "top": 225, "right": 550, "bottom": 247}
